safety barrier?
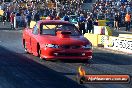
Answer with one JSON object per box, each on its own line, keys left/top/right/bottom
{"left": 94, "top": 26, "right": 112, "bottom": 36}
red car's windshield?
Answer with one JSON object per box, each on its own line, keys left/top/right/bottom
{"left": 40, "top": 24, "right": 81, "bottom": 36}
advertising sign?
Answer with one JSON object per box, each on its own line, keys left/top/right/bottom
{"left": 105, "top": 36, "right": 132, "bottom": 54}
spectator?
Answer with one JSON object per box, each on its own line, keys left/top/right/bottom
{"left": 78, "top": 14, "right": 86, "bottom": 34}
{"left": 62, "top": 14, "right": 70, "bottom": 21}
{"left": 21, "top": 14, "right": 26, "bottom": 27}
{"left": 114, "top": 12, "right": 120, "bottom": 30}
{"left": 6, "top": 9, "right": 10, "bottom": 22}
{"left": 10, "top": 12, "right": 15, "bottom": 29}
{"left": 2, "top": 11, "right": 6, "bottom": 25}
{"left": 16, "top": 11, "right": 21, "bottom": 27}
{"left": 86, "top": 15, "right": 93, "bottom": 33}
{"left": 34, "top": 11, "right": 40, "bottom": 22}
{"left": 54, "top": 13, "right": 61, "bottom": 20}
{"left": 125, "top": 12, "right": 131, "bottom": 31}
{"left": 26, "top": 12, "right": 32, "bottom": 27}
{"left": 126, "top": 5, "right": 131, "bottom": 13}
{"left": 93, "top": 18, "right": 98, "bottom": 26}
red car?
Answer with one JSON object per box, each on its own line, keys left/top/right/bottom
{"left": 22, "top": 20, "right": 92, "bottom": 61}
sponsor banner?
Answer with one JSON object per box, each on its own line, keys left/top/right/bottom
{"left": 105, "top": 36, "right": 132, "bottom": 53}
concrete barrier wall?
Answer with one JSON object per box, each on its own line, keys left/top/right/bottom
{"left": 84, "top": 33, "right": 109, "bottom": 47}
{"left": 84, "top": 33, "right": 98, "bottom": 46}
{"left": 98, "top": 35, "right": 109, "bottom": 47}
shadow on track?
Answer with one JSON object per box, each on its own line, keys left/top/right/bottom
{"left": 92, "top": 52, "right": 132, "bottom": 65}
{"left": 0, "top": 46, "right": 88, "bottom": 88}
{"left": 52, "top": 59, "right": 91, "bottom": 64}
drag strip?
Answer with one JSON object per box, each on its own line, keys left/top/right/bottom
{"left": 0, "top": 30, "right": 132, "bottom": 88}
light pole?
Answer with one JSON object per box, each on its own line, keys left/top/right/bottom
{"left": 55, "top": 0, "right": 60, "bottom": 12}
{"left": 55, "top": 0, "right": 57, "bottom": 11}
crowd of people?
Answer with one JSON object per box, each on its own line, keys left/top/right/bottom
{"left": 91, "top": 0, "right": 132, "bottom": 31}
{"left": 0, "top": 0, "right": 87, "bottom": 27}
{"left": 0, "top": 0, "right": 131, "bottom": 32}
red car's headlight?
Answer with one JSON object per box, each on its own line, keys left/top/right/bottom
{"left": 82, "top": 44, "right": 92, "bottom": 49}
{"left": 45, "top": 44, "right": 59, "bottom": 48}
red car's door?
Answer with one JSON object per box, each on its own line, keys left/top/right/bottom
{"left": 24, "top": 29, "right": 32, "bottom": 53}
{"left": 30, "top": 25, "right": 39, "bottom": 56}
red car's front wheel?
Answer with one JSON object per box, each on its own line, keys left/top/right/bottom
{"left": 23, "top": 39, "right": 28, "bottom": 53}
{"left": 37, "top": 44, "right": 43, "bottom": 59}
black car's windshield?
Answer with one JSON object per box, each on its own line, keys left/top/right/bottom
{"left": 40, "top": 24, "right": 81, "bottom": 36}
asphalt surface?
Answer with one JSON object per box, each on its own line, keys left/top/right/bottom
{"left": 0, "top": 23, "right": 132, "bottom": 88}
